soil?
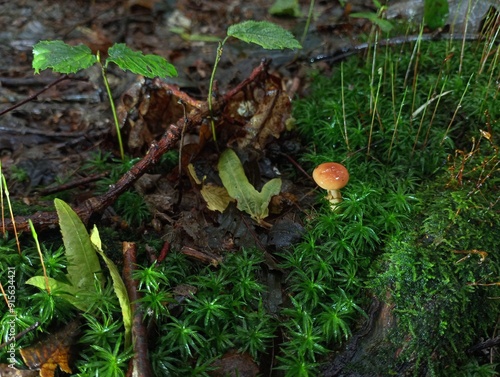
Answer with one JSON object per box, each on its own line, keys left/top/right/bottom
{"left": 0, "top": 0, "right": 385, "bottom": 259}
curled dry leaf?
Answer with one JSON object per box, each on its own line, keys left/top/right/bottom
{"left": 117, "top": 77, "right": 199, "bottom": 153}
{"left": 225, "top": 73, "right": 292, "bottom": 150}
{"left": 19, "top": 320, "right": 80, "bottom": 377}
{"left": 200, "top": 183, "right": 234, "bottom": 212}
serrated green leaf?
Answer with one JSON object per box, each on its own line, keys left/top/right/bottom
{"left": 227, "top": 21, "right": 301, "bottom": 50}
{"left": 218, "top": 149, "right": 281, "bottom": 222}
{"left": 90, "top": 226, "right": 132, "bottom": 347}
{"left": 55, "top": 198, "right": 103, "bottom": 311}
{"left": 32, "top": 40, "right": 97, "bottom": 74}
{"left": 107, "top": 43, "right": 177, "bottom": 78}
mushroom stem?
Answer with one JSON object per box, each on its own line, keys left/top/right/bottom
{"left": 327, "top": 189, "right": 342, "bottom": 203}
{"left": 326, "top": 189, "right": 342, "bottom": 210}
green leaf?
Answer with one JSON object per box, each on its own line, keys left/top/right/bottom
{"left": 90, "top": 226, "right": 132, "bottom": 347}
{"left": 227, "top": 21, "right": 302, "bottom": 50}
{"left": 269, "top": 0, "right": 301, "bottom": 17}
{"left": 54, "top": 198, "right": 103, "bottom": 311}
{"left": 26, "top": 275, "right": 76, "bottom": 303}
{"left": 424, "top": 0, "right": 449, "bottom": 30}
{"left": 218, "top": 149, "right": 281, "bottom": 222}
{"left": 32, "top": 40, "right": 97, "bottom": 74}
{"left": 107, "top": 43, "right": 177, "bottom": 78}
{"left": 349, "top": 12, "right": 394, "bottom": 33}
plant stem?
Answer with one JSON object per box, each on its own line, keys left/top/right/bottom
{"left": 208, "top": 37, "right": 229, "bottom": 142}
{"left": 340, "top": 62, "right": 349, "bottom": 151}
{"left": 97, "top": 52, "right": 125, "bottom": 160}
{"left": 300, "top": 0, "right": 315, "bottom": 47}
{"left": 29, "top": 219, "right": 51, "bottom": 293}
{"left": 368, "top": 66, "right": 383, "bottom": 155}
{"left": 0, "top": 170, "right": 20, "bottom": 254}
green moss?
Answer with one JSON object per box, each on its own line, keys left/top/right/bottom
{"left": 368, "top": 135, "right": 500, "bottom": 373}
{"left": 290, "top": 34, "right": 499, "bottom": 375}
{"left": 295, "top": 40, "right": 499, "bottom": 176}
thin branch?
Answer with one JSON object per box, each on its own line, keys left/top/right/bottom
{"left": 0, "top": 75, "right": 70, "bottom": 116}
{"left": 0, "top": 60, "right": 270, "bottom": 234}
{"left": 123, "top": 241, "right": 153, "bottom": 377}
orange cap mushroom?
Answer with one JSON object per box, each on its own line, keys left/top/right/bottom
{"left": 312, "top": 162, "right": 349, "bottom": 210}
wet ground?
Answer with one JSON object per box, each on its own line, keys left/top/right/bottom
{"left": 1, "top": 0, "right": 494, "bottom": 197}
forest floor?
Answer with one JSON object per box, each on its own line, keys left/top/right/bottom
{"left": 1, "top": 1, "right": 498, "bottom": 377}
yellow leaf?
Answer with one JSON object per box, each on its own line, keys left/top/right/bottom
{"left": 200, "top": 183, "right": 234, "bottom": 212}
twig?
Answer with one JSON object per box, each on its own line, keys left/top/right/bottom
{"left": 310, "top": 33, "right": 482, "bottom": 65}
{"left": 156, "top": 241, "right": 170, "bottom": 265}
{"left": 0, "top": 322, "right": 40, "bottom": 350}
{"left": 0, "top": 75, "right": 70, "bottom": 116}
{"left": 123, "top": 241, "right": 153, "bottom": 377}
{"left": 37, "top": 172, "right": 110, "bottom": 196}
{"left": 0, "top": 60, "right": 270, "bottom": 233}
{"left": 467, "top": 335, "right": 500, "bottom": 354}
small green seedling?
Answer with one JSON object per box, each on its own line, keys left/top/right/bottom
{"left": 26, "top": 199, "right": 132, "bottom": 345}
{"left": 27, "top": 199, "right": 104, "bottom": 312}
{"left": 208, "top": 21, "right": 302, "bottom": 141}
{"left": 32, "top": 41, "right": 177, "bottom": 160}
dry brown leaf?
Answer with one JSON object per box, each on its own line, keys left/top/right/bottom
{"left": 225, "top": 74, "right": 291, "bottom": 150}
{"left": 117, "top": 78, "right": 199, "bottom": 154}
{"left": 19, "top": 320, "right": 80, "bottom": 377}
{"left": 210, "top": 350, "right": 259, "bottom": 377}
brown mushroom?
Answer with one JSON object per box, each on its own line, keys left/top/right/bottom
{"left": 312, "top": 162, "right": 349, "bottom": 210}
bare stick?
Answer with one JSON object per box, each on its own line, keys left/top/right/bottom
{"left": 0, "top": 75, "right": 70, "bottom": 116}
{"left": 0, "top": 60, "right": 270, "bottom": 233}
{"left": 123, "top": 241, "right": 153, "bottom": 377}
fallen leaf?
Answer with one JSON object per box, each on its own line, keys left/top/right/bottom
{"left": 117, "top": 78, "right": 198, "bottom": 154}
{"left": 200, "top": 183, "right": 234, "bottom": 212}
{"left": 216, "top": 204, "right": 259, "bottom": 249}
{"left": 19, "top": 320, "right": 80, "bottom": 377}
{"left": 218, "top": 149, "right": 281, "bottom": 223}
{"left": 226, "top": 74, "right": 292, "bottom": 150}
{"left": 267, "top": 218, "right": 304, "bottom": 249}
{"left": 210, "top": 350, "right": 259, "bottom": 377}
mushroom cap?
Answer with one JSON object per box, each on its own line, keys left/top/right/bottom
{"left": 312, "top": 162, "right": 349, "bottom": 190}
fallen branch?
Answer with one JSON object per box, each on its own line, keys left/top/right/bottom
{"left": 1, "top": 60, "right": 270, "bottom": 234}
{"left": 0, "top": 74, "right": 72, "bottom": 116}
{"left": 123, "top": 241, "right": 153, "bottom": 377}
{"left": 467, "top": 335, "right": 500, "bottom": 354}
